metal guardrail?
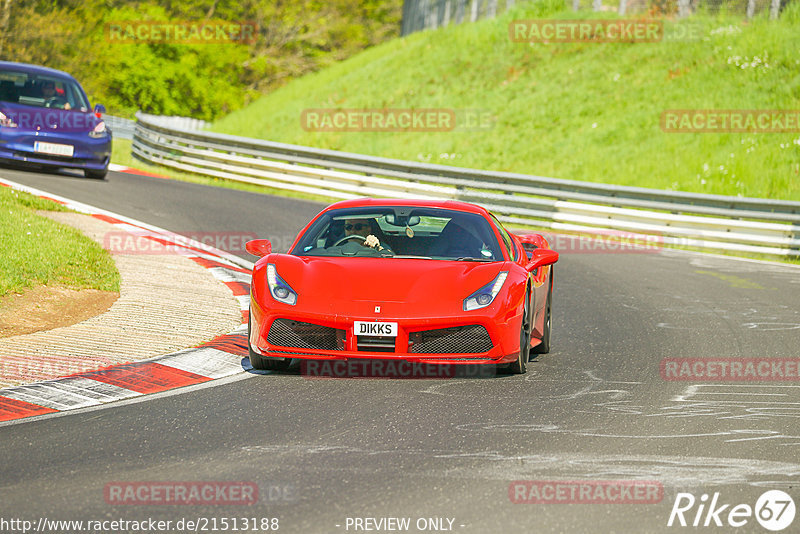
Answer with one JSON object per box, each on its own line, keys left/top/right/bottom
{"left": 106, "top": 113, "right": 208, "bottom": 140}
{"left": 132, "top": 112, "right": 800, "bottom": 257}
{"left": 103, "top": 114, "right": 136, "bottom": 140}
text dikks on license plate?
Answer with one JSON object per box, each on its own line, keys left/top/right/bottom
{"left": 355, "top": 321, "right": 398, "bottom": 337}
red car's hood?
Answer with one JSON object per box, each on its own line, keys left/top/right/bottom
{"left": 267, "top": 255, "right": 504, "bottom": 317}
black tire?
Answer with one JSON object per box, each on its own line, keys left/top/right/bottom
{"left": 247, "top": 313, "right": 291, "bottom": 372}
{"left": 508, "top": 289, "right": 531, "bottom": 374}
{"left": 532, "top": 272, "right": 553, "bottom": 355}
{"left": 84, "top": 167, "right": 108, "bottom": 180}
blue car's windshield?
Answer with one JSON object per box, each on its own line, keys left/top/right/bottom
{"left": 291, "top": 206, "right": 505, "bottom": 261}
{"left": 0, "top": 69, "right": 90, "bottom": 111}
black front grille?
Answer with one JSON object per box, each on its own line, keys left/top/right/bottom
{"left": 267, "top": 319, "right": 344, "bottom": 351}
{"left": 357, "top": 336, "right": 396, "bottom": 353}
{"left": 409, "top": 325, "right": 493, "bottom": 354}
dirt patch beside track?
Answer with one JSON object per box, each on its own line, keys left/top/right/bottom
{"left": 0, "top": 286, "right": 119, "bottom": 337}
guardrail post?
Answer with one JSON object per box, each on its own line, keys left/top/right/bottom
{"left": 678, "top": 0, "right": 690, "bottom": 18}
{"left": 770, "top": 0, "right": 781, "bottom": 19}
{"left": 455, "top": 0, "right": 465, "bottom": 23}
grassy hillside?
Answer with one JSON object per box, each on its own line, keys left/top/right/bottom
{"left": 212, "top": 1, "right": 800, "bottom": 200}
{"left": 0, "top": 188, "right": 120, "bottom": 297}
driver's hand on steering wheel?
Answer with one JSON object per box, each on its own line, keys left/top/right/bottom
{"left": 364, "top": 235, "right": 381, "bottom": 249}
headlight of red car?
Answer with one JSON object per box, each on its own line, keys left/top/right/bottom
{"left": 463, "top": 271, "right": 507, "bottom": 311}
{"left": 267, "top": 263, "right": 298, "bottom": 305}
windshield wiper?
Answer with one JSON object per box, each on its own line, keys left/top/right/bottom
{"left": 454, "top": 257, "right": 493, "bottom": 262}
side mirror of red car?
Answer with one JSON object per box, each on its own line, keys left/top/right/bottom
{"left": 525, "top": 248, "right": 559, "bottom": 272}
{"left": 245, "top": 239, "right": 272, "bottom": 257}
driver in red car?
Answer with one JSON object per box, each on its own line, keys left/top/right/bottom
{"left": 343, "top": 218, "right": 392, "bottom": 253}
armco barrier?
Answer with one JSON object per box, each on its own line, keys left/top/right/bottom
{"left": 103, "top": 114, "right": 136, "bottom": 140}
{"left": 106, "top": 114, "right": 208, "bottom": 140}
{"left": 131, "top": 112, "right": 800, "bottom": 257}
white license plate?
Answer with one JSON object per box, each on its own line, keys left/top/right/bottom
{"left": 34, "top": 141, "right": 74, "bottom": 157}
{"left": 354, "top": 321, "right": 398, "bottom": 337}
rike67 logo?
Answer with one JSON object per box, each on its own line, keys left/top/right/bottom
{"left": 667, "top": 490, "right": 795, "bottom": 531}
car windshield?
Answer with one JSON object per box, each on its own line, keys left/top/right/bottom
{"left": 0, "top": 69, "right": 90, "bottom": 111}
{"left": 291, "top": 206, "right": 505, "bottom": 260}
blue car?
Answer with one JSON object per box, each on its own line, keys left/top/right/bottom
{"left": 0, "top": 61, "right": 111, "bottom": 179}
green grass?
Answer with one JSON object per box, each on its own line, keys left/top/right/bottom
{"left": 209, "top": 2, "right": 800, "bottom": 201}
{"left": 0, "top": 187, "right": 121, "bottom": 297}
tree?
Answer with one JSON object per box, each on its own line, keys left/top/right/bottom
{"left": 0, "top": 0, "right": 13, "bottom": 58}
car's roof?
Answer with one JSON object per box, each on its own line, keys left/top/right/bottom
{"left": 0, "top": 61, "right": 79, "bottom": 82}
{"left": 322, "top": 198, "right": 492, "bottom": 217}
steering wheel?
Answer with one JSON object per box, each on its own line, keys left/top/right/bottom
{"left": 46, "top": 97, "right": 69, "bottom": 109}
{"left": 333, "top": 234, "right": 367, "bottom": 247}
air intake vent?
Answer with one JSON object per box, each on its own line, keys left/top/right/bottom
{"left": 356, "top": 336, "right": 396, "bottom": 353}
{"left": 409, "top": 325, "right": 493, "bottom": 354}
{"left": 267, "top": 319, "right": 344, "bottom": 351}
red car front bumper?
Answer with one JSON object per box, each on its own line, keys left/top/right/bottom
{"left": 249, "top": 297, "right": 523, "bottom": 366}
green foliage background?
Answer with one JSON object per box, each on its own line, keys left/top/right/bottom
{"left": 0, "top": 0, "right": 401, "bottom": 120}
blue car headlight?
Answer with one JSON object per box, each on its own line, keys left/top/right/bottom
{"left": 89, "top": 120, "right": 107, "bottom": 138}
{"left": 266, "top": 263, "right": 297, "bottom": 305}
{"left": 463, "top": 271, "right": 508, "bottom": 311}
{"left": 0, "top": 111, "right": 17, "bottom": 128}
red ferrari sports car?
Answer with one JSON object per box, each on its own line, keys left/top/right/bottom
{"left": 246, "top": 199, "right": 558, "bottom": 374}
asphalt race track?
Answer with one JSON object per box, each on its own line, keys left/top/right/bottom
{"left": 2, "top": 166, "right": 800, "bottom": 533}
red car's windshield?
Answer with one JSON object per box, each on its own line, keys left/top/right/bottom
{"left": 292, "top": 206, "right": 505, "bottom": 261}
{"left": 0, "top": 69, "right": 90, "bottom": 111}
